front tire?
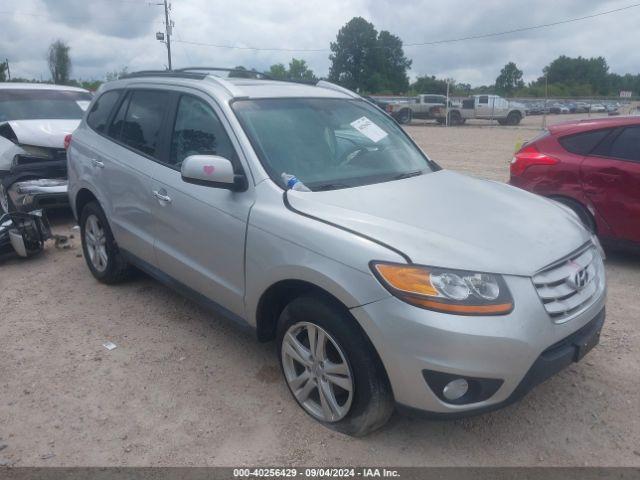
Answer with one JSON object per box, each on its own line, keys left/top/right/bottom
{"left": 277, "top": 294, "right": 394, "bottom": 436}
{"left": 80, "top": 201, "right": 132, "bottom": 284}
{"left": 397, "top": 109, "right": 412, "bottom": 125}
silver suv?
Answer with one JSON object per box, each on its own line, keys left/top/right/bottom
{"left": 67, "top": 68, "right": 606, "bottom": 436}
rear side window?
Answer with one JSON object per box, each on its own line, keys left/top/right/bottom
{"left": 87, "top": 91, "right": 120, "bottom": 133}
{"left": 608, "top": 126, "right": 640, "bottom": 162}
{"left": 119, "top": 90, "right": 169, "bottom": 158}
{"left": 559, "top": 129, "right": 610, "bottom": 155}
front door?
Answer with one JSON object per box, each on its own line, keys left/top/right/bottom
{"left": 150, "top": 93, "right": 254, "bottom": 317}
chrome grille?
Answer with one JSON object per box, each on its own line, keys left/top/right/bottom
{"left": 533, "top": 245, "right": 604, "bottom": 321}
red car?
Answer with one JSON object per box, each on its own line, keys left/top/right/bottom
{"left": 510, "top": 116, "right": 640, "bottom": 250}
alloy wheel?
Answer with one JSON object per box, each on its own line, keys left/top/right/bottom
{"left": 281, "top": 322, "right": 354, "bottom": 423}
{"left": 84, "top": 214, "right": 108, "bottom": 272}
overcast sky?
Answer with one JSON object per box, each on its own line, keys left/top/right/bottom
{"left": 1, "top": 0, "right": 638, "bottom": 85}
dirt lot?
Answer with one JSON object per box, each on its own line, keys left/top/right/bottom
{"left": 1, "top": 113, "right": 639, "bottom": 467}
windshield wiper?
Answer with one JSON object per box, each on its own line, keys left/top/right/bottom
{"left": 392, "top": 170, "right": 424, "bottom": 180}
{"left": 312, "top": 183, "right": 351, "bottom": 191}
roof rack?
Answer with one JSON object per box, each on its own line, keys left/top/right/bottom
{"left": 177, "top": 67, "right": 273, "bottom": 80}
{"left": 120, "top": 70, "right": 208, "bottom": 80}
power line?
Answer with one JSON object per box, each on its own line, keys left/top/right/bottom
{"left": 404, "top": 2, "right": 640, "bottom": 47}
{"left": 173, "top": 2, "right": 640, "bottom": 52}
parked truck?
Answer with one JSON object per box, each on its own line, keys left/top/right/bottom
{"left": 383, "top": 94, "right": 457, "bottom": 124}
{"left": 432, "top": 95, "right": 526, "bottom": 126}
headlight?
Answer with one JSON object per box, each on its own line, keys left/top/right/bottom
{"left": 371, "top": 262, "right": 514, "bottom": 315}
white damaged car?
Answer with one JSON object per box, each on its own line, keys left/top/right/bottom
{"left": 0, "top": 83, "right": 92, "bottom": 213}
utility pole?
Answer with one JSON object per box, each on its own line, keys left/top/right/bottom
{"left": 163, "top": 0, "right": 172, "bottom": 70}
{"left": 5, "top": 59, "right": 10, "bottom": 80}
{"left": 154, "top": 1, "right": 173, "bottom": 70}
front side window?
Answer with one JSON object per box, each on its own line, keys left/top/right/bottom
{"left": 232, "top": 98, "right": 433, "bottom": 191}
{"left": 87, "top": 90, "right": 120, "bottom": 134}
{"left": 0, "top": 89, "right": 92, "bottom": 122}
{"left": 119, "top": 90, "right": 169, "bottom": 158}
{"left": 169, "top": 95, "right": 236, "bottom": 168}
{"left": 479, "top": 96, "right": 489, "bottom": 104}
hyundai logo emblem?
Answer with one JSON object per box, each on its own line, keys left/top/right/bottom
{"left": 568, "top": 267, "right": 590, "bottom": 290}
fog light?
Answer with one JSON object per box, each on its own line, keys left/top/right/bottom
{"left": 443, "top": 378, "right": 469, "bottom": 401}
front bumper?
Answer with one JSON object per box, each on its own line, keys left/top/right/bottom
{"left": 350, "top": 274, "right": 606, "bottom": 415}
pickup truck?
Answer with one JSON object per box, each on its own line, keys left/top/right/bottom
{"left": 432, "top": 95, "right": 526, "bottom": 126}
{"left": 383, "top": 94, "right": 455, "bottom": 124}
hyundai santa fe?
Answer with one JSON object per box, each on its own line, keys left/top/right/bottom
{"left": 67, "top": 68, "right": 606, "bottom": 436}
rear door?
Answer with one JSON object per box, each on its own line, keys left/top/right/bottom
{"left": 581, "top": 125, "right": 640, "bottom": 243}
{"left": 97, "top": 88, "right": 174, "bottom": 264}
{"left": 149, "top": 91, "right": 254, "bottom": 317}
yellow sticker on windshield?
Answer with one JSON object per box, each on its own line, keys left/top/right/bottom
{"left": 350, "top": 116, "right": 388, "bottom": 143}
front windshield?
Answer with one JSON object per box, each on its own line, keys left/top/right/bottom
{"left": 0, "top": 89, "right": 92, "bottom": 122}
{"left": 232, "top": 98, "right": 434, "bottom": 191}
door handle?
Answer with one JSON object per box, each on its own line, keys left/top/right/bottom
{"left": 91, "top": 158, "right": 104, "bottom": 169}
{"left": 153, "top": 190, "right": 172, "bottom": 203}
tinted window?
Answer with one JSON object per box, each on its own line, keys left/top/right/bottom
{"left": 87, "top": 91, "right": 119, "bottom": 133}
{"left": 169, "top": 96, "right": 236, "bottom": 168}
{"left": 559, "top": 129, "right": 610, "bottom": 155}
{"left": 120, "top": 90, "right": 169, "bottom": 158}
{"left": 0, "top": 89, "right": 92, "bottom": 122}
{"left": 107, "top": 94, "right": 129, "bottom": 140}
{"left": 479, "top": 96, "right": 489, "bottom": 104}
{"left": 609, "top": 127, "right": 640, "bottom": 162}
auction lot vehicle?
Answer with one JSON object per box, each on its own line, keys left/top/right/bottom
{"left": 383, "top": 94, "right": 453, "bottom": 124}
{"left": 0, "top": 83, "right": 92, "bottom": 213}
{"left": 433, "top": 94, "right": 526, "bottom": 126}
{"left": 510, "top": 116, "right": 640, "bottom": 250}
{"left": 68, "top": 69, "right": 606, "bottom": 436}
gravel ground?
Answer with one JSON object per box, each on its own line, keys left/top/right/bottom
{"left": 0, "top": 113, "right": 638, "bottom": 467}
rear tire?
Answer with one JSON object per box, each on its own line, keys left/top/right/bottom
{"left": 80, "top": 201, "right": 132, "bottom": 284}
{"left": 277, "top": 294, "right": 394, "bottom": 436}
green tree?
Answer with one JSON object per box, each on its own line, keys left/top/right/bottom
{"left": 329, "top": 17, "right": 379, "bottom": 92}
{"left": 495, "top": 62, "right": 524, "bottom": 95}
{"left": 541, "top": 55, "right": 610, "bottom": 95}
{"left": 47, "top": 40, "right": 72, "bottom": 84}
{"left": 268, "top": 63, "right": 288, "bottom": 80}
{"left": 410, "top": 75, "right": 448, "bottom": 95}
{"left": 0, "top": 61, "right": 7, "bottom": 82}
{"left": 287, "top": 58, "right": 317, "bottom": 82}
{"left": 329, "top": 17, "right": 411, "bottom": 94}
{"left": 374, "top": 31, "right": 411, "bottom": 93}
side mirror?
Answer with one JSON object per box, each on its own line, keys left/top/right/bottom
{"left": 181, "top": 155, "right": 247, "bottom": 191}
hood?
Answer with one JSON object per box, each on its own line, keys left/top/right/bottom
{"left": 287, "top": 170, "right": 591, "bottom": 276}
{"left": 5, "top": 119, "right": 80, "bottom": 148}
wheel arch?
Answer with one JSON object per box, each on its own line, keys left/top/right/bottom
{"left": 256, "top": 279, "right": 355, "bottom": 343}
{"left": 74, "top": 187, "right": 99, "bottom": 220}
{"left": 547, "top": 194, "right": 597, "bottom": 233}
